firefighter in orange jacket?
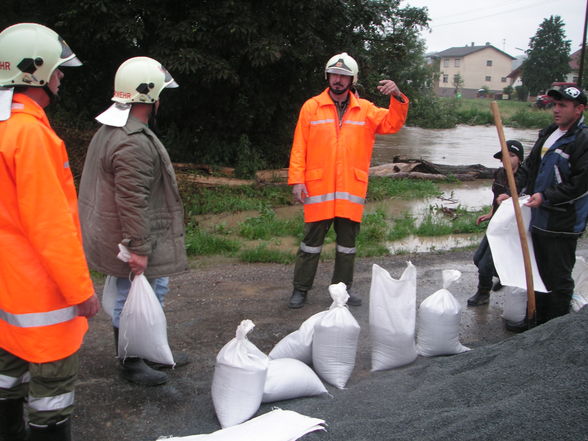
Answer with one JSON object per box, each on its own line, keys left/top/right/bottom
{"left": 287, "top": 52, "right": 409, "bottom": 308}
{"left": 0, "top": 23, "right": 99, "bottom": 440}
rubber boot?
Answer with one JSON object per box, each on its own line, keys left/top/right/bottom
{"left": 145, "top": 351, "right": 191, "bottom": 370}
{"left": 288, "top": 289, "right": 307, "bottom": 309}
{"left": 467, "top": 289, "right": 490, "bottom": 306}
{"left": 29, "top": 418, "right": 71, "bottom": 441}
{"left": 0, "top": 398, "right": 28, "bottom": 441}
{"left": 113, "top": 327, "right": 168, "bottom": 386}
{"left": 347, "top": 292, "right": 362, "bottom": 306}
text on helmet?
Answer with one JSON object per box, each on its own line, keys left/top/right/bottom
{"left": 114, "top": 91, "right": 132, "bottom": 99}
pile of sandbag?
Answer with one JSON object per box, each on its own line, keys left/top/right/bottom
{"left": 211, "top": 320, "right": 328, "bottom": 428}
{"left": 210, "top": 265, "right": 471, "bottom": 429}
{"left": 269, "top": 282, "right": 360, "bottom": 390}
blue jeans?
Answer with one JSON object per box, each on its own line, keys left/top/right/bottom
{"left": 112, "top": 276, "right": 169, "bottom": 328}
{"left": 473, "top": 235, "right": 496, "bottom": 291}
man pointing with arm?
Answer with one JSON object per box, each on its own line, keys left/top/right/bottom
{"left": 288, "top": 52, "right": 409, "bottom": 309}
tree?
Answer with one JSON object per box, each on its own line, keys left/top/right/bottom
{"left": 2, "top": 0, "right": 430, "bottom": 169}
{"left": 452, "top": 74, "right": 464, "bottom": 96}
{"left": 522, "top": 15, "right": 571, "bottom": 95}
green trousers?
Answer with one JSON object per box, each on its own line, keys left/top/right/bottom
{"left": 293, "top": 217, "right": 360, "bottom": 292}
{"left": 0, "top": 348, "right": 78, "bottom": 427}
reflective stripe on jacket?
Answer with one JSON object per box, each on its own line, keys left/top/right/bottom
{"left": 288, "top": 88, "right": 409, "bottom": 222}
{"left": 0, "top": 94, "right": 93, "bottom": 363}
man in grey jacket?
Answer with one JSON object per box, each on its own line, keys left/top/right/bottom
{"left": 78, "top": 57, "right": 189, "bottom": 386}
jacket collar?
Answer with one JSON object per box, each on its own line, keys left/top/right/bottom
{"left": 317, "top": 88, "right": 360, "bottom": 109}
{"left": 541, "top": 115, "right": 586, "bottom": 139}
{"left": 122, "top": 114, "right": 152, "bottom": 136}
{"left": 11, "top": 93, "right": 51, "bottom": 127}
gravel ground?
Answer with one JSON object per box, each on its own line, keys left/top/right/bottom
{"left": 73, "top": 239, "right": 588, "bottom": 441}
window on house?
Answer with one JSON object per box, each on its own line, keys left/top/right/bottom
{"left": 485, "top": 76, "right": 491, "bottom": 82}
{"left": 486, "top": 60, "right": 492, "bottom": 66}
{"left": 454, "top": 58, "right": 460, "bottom": 67}
{"left": 443, "top": 58, "right": 449, "bottom": 67}
{"left": 443, "top": 74, "right": 448, "bottom": 83}
{"left": 501, "top": 77, "right": 507, "bottom": 83}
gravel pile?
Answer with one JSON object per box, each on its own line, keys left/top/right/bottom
{"left": 279, "top": 307, "right": 588, "bottom": 441}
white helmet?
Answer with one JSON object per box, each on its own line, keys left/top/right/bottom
{"left": 324, "top": 52, "right": 358, "bottom": 84}
{"left": 112, "top": 56, "right": 178, "bottom": 104}
{"left": 0, "top": 23, "right": 81, "bottom": 88}
{"left": 96, "top": 56, "right": 178, "bottom": 127}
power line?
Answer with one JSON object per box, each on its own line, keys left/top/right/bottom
{"left": 431, "top": 0, "right": 555, "bottom": 28}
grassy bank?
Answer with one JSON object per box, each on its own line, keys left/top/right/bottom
{"left": 182, "top": 177, "right": 488, "bottom": 264}
{"left": 408, "top": 95, "right": 553, "bottom": 129}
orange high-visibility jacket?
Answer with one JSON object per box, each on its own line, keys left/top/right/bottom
{"left": 0, "top": 93, "right": 94, "bottom": 363}
{"left": 288, "top": 88, "right": 409, "bottom": 222}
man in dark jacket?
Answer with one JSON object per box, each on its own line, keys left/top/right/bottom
{"left": 78, "top": 57, "right": 189, "bottom": 386}
{"left": 517, "top": 85, "right": 588, "bottom": 324}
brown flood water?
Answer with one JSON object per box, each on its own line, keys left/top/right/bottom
{"left": 373, "top": 124, "right": 538, "bottom": 167}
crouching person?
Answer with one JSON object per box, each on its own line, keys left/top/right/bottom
{"left": 78, "top": 57, "right": 190, "bottom": 386}
{"left": 0, "top": 23, "right": 99, "bottom": 439}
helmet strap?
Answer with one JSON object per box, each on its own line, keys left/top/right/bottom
{"left": 148, "top": 105, "right": 159, "bottom": 134}
{"left": 42, "top": 84, "right": 59, "bottom": 104}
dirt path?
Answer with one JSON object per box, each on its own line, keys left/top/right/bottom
{"left": 73, "top": 239, "right": 588, "bottom": 440}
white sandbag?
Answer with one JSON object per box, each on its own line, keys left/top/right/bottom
{"left": 262, "top": 358, "right": 328, "bottom": 403}
{"left": 118, "top": 274, "right": 174, "bottom": 366}
{"left": 501, "top": 286, "right": 527, "bottom": 323}
{"left": 155, "top": 408, "right": 326, "bottom": 441}
{"left": 417, "top": 270, "right": 470, "bottom": 357}
{"left": 572, "top": 256, "right": 588, "bottom": 312}
{"left": 369, "top": 262, "right": 417, "bottom": 371}
{"left": 268, "top": 310, "right": 328, "bottom": 364}
{"left": 211, "top": 320, "right": 268, "bottom": 428}
{"left": 486, "top": 196, "right": 547, "bottom": 292}
{"left": 312, "top": 282, "right": 360, "bottom": 389}
{"left": 101, "top": 275, "right": 117, "bottom": 318}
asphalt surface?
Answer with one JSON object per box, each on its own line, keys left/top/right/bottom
{"left": 72, "top": 238, "right": 588, "bottom": 440}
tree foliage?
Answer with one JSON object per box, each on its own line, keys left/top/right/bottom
{"left": 522, "top": 15, "right": 571, "bottom": 95}
{"left": 2, "top": 0, "right": 429, "bottom": 168}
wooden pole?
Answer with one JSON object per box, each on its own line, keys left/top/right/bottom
{"left": 490, "top": 101, "right": 536, "bottom": 326}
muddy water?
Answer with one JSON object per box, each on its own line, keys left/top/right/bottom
{"left": 373, "top": 125, "right": 538, "bottom": 167}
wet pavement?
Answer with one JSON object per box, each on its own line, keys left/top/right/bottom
{"left": 72, "top": 237, "right": 588, "bottom": 440}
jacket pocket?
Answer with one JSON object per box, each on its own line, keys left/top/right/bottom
{"left": 354, "top": 168, "right": 368, "bottom": 183}
{"left": 305, "top": 168, "right": 323, "bottom": 181}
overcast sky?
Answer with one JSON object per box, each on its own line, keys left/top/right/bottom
{"left": 402, "top": 0, "right": 586, "bottom": 57}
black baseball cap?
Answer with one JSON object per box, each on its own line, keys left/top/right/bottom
{"left": 547, "top": 86, "right": 587, "bottom": 105}
{"left": 494, "top": 140, "right": 524, "bottom": 162}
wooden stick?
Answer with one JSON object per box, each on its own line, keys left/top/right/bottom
{"left": 490, "top": 101, "right": 536, "bottom": 326}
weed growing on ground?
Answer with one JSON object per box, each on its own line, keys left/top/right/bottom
{"left": 185, "top": 226, "right": 240, "bottom": 256}
{"left": 239, "top": 244, "right": 296, "bottom": 264}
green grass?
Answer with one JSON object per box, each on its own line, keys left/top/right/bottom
{"left": 181, "top": 184, "right": 292, "bottom": 215}
{"left": 239, "top": 206, "right": 303, "bottom": 240}
{"left": 239, "top": 244, "right": 296, "bottom": 264}
{"left": 185, "top": 227, "right": 240, "bottom": 256}
{"left": 388, "top": 212, "right": 417, "bottom": 241}
{"left": 181, "top": 178, "right": 490, "bottom": 262}
{"left": 415, "top": 205, "right": 488, "bottom": 236}
{"left": 367, "top": 177, "right": 442, "bottom": 201}
{"left": 449, "top": 98, "right": 553, "bottom": 128}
